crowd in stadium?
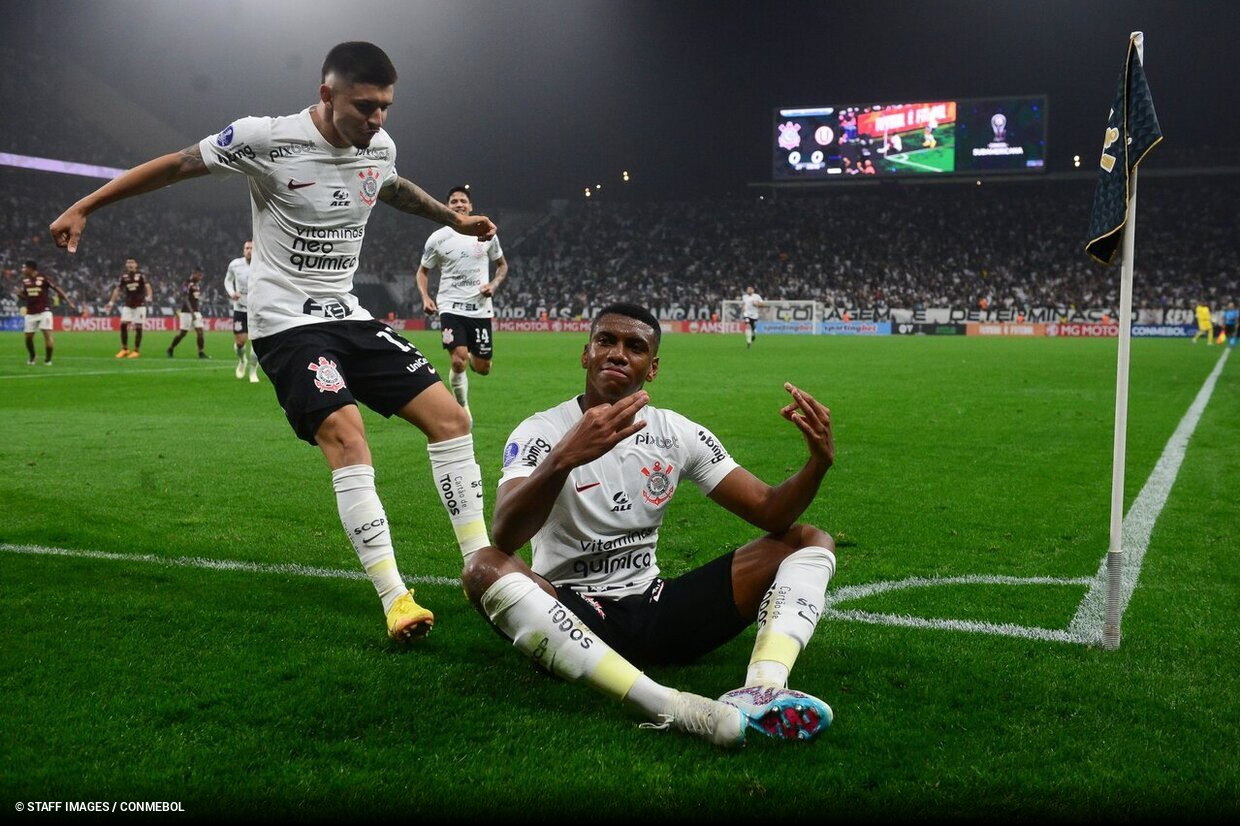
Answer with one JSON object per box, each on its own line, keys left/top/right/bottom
{"left": 4, "top": 168, "right": 1237, "bottom": 320}
{"left": 4, "top": 42, "right": 1239, "bottom": 323}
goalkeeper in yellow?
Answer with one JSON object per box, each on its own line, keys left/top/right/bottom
{"left": 1193, "top": 302, "right": 1214, "bottom": 344}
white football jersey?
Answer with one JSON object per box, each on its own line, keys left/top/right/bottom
{"left": 499, "top": 397, "right": 740, "bottom": 597}
{"left": 420, "top": 227, "right": 504, "bottom": 319}
{"left": 223, "top": 256, "right": 252, "bottom": 312}
{"left": 198, "top": 108, "right": 399, "bottom": 338}
{"left": 741, "top": 292, "right": 764, "bottom": 320}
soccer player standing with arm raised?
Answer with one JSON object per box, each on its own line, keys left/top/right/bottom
{"left": 462, "top": 303, "right": 839, "bottom": 748}
{"left": 51, "top": 41, "right": 496, "bottom": 643}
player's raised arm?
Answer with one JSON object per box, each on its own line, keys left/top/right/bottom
{"left": 49, "top": 145, "right": 211, "bottom": 253}
{"left": 707, "top": 382, "right": 834, "bottom": 534}
{"left": 492, "top": 392, "right": 649, "bottom": 554}
{"left": 378, "top": 176, "right": 496, "bottom": 240}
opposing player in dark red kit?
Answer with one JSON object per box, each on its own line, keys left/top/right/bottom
{"left": 104, "top": 257, "right": 152, "bottom": 358}
{"left": 167, "top": 267, "right": 209, "bottom": 359}
{"left": 16, "top": 260, "right": 75, "bottom": 365}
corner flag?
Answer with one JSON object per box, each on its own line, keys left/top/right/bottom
{"left": 1085, "top": 32, "right": 1163, "bottom": 266}
{"left": 1087, "top": 33, "right": 1163, "bottom": 651}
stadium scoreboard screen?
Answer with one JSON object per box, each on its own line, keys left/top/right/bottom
{"left": 773, "top": 95, "right": 1046, "bottom": 180}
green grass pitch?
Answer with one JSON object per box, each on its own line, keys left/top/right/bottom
{"left": 1, "top": 330, "right": 1237, "bottom": 820}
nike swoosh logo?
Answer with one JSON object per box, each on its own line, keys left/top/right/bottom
{"left": 575, "top": 482, "right": 601, "bottom": 493}
{"left": 360, "top": 531, "right": 388, "bottom": 546}
{"left": 287, "top": 179, "right": 316, "bottom": 190}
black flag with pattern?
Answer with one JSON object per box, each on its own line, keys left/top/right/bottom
{"left": 1085, "top": 33, "right": 1163, "bottom": 266}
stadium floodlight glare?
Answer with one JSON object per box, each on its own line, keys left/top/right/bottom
{"left": 0, "top": 152, "right": 125, "bottom": 180}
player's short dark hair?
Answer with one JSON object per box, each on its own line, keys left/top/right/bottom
{"left": 593, "top": 303, "right": 661, "bottom": 351}
{"left": 447, "top": 186, "right": 471, "bottom": 201}
{"left": 321, "top": 42, "right": 398, "bottom": 86}
{"left": 24, "top": 259, "right": 37, "bottom": 268}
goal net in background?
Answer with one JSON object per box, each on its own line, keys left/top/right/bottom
{"left": 720, "top": 299, "right": 821, "bottom": 334}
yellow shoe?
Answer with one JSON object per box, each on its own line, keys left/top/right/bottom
{"left": 386, "top": 590, "right": 434, "bottom": 642}
{"left": 115, "top": 348, "right": 129, "bottom": 358}
{"left": 126, "top": 350, "right": 141, "bottom": 358}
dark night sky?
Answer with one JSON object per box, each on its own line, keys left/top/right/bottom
{"left": 4, "top": 0, "right": 1235, "bottom": 207}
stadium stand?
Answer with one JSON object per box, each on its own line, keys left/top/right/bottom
{"left": 4, "top": 168, "right": 1237, "bottom": 322}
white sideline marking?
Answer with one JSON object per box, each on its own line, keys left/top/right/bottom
{"left": 1068, "top": 347, "right": 1230, "bottom": 643}
{"left": 824, "top": 348, "right": 1229, "bottom": 645}
{"left": 0, "top": 365, "right": 233, "bottom": 380}
{"left": 0, "top": 543, "right": 460, "bottom": 588}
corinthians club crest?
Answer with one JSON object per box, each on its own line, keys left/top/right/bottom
{"left": 308, "top": 356, "right": 346, "bottom": 393}
{"left": 357, "top": 167, "right": 380, "bottom": 206}
{"left": 640, "top": 461, "right": 675, "bottom": 506}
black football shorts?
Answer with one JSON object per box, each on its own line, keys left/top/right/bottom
{"left": 554, "top": 550, "right": 749, "bottom": 667}
{"left": 439, "top": 313, "right": 494, "bottom": 359}
{"left": 253, "top": 319, "right": 441, "bottom": 444}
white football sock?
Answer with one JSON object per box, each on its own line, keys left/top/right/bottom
{"left": 746, "top": 545, "right": 836, "bottom": 688}
{"left": 450, "top": 368, "right": 469, "bottom": 407}
{"left": 480, "top": 573, "right": 673, "bottom": 719}
{"left": 426, "top": 434, "right": 489, "bottom": 564}
{"left": 332, "top": 464, "right": 406, "bottom": 613}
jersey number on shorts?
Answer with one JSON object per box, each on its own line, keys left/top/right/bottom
{"left": 375, "top": 328, "right": 413, "bottom": 352}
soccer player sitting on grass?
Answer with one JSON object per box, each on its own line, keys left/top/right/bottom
{"left": 462, "top": 303, "right": 839, "bottom": 748}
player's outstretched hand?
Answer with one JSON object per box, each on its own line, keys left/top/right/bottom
{"left": 558, "top": 391, "right": 649, "bottom": 468}
{"left": 50, "top": 207, "right": 87, "bottom": 253}
{"left": 456, "top": 213, "right": 497, "bottom": 241}
{"left": 780, "top": 382, "right": 834, "bottom": 469}
{"left": 422, "top": 296, "right": 438, "bottom": 315}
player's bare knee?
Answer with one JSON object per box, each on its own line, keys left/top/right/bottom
{"left": 425, "top": 405, "right": 471, "bottom": 442}
{"left": 471, "top": 359, "right": 491, "bottom": 376}
{"left": 780, "top": 523, "right": 835, "bottom": 555}
{"left": 461, "top": 548, "right": 504, "bottom": 604}
{"left": 315, "top": 416, "right": 370, "bottom": 464}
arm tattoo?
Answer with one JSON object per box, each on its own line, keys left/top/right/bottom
{"left": 379, "top": 177, "right": 457, "bottom": 225}
{"left": 177, "top": 144, "right": 208, "bottom": 175}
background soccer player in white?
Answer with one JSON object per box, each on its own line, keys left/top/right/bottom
{"left": 224, "top": 240, "right": 258, "bottom": 382}
{"left": 50, "top": 41, "right": 496, "bottom": 643}
{"left": 416, "top": 186, "right": 508, "bottom": 417}
{"left": 741, "top": 285, "right": 765, "bottom": 348}
{"left": 462, "top": 303, "right": 839, "bottom": 748}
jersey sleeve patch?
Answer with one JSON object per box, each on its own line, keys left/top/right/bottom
{"left": 200, "top": 116, "right": 269, "bottom": 177}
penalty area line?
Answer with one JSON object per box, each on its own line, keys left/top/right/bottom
{"left": 0, "top": 543, "right": 460, "bottom": 588}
